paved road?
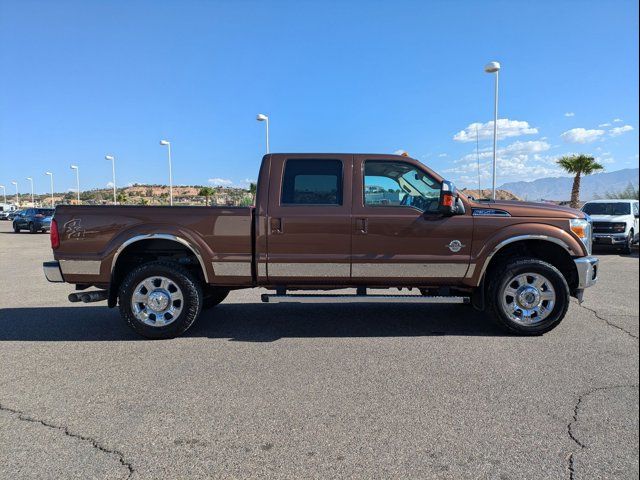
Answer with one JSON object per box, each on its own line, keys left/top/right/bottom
{"left": 0, "top": 221, "right": 638, "bottom": 479}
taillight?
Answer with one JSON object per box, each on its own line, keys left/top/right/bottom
{"left": 50, "top": 219, "right": 60, "bottom": 249}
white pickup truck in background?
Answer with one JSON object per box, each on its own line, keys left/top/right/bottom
{"left": 582, "top": 199, "right": 640, "bottom": 254}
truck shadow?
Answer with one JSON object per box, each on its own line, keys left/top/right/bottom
{"left": 0, "top": 303, "right": 506, "bottom": 342}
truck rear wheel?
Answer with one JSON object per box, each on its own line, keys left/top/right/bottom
{"left": 118, "top": 261, "right": 203, "bottom": 339}
{"left": 487, "top": 258, "right": 570, "bottom": 335}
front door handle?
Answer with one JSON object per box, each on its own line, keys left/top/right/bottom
{"left": 270, "top": 217, "right": 282, "bottom": 234}
{"left": 358, "top": 218, "right": 368, "bottom": 234}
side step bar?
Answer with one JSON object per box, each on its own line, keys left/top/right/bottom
{"left": 261, "top": 294, "right": 469, "bottom": 304}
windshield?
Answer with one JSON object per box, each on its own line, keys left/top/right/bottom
{"left": 582, "top": 202, "right": 630, "bottom": 215}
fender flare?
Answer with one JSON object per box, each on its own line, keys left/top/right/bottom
{"left": 474, "top": 234, "right": 577, "bottom": 285}
{"left": 110, "top": 233, "right": 210, "bottom": 283}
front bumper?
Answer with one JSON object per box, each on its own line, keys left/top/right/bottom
{"left": 593, "top": 233, "right": 627, "bottom": 245}
{"left": 574, "top": 256, "right": 599, "bottom": 289}
{"left": 43, "top": 261, "right": 64, "bottom": 282}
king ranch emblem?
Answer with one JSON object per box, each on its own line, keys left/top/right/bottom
{"left": 446, "top": 240, "right": 465, "bottom": 253}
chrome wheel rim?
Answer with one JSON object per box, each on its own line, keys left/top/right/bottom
{"left": 501, "top": 272, "right": 556, "bottom": 325}
{"left": 131, "top": 276, "right": 183, "bottom": 327}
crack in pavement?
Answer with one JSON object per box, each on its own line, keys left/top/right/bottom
{"left": 578, "top": 303, "right": 638, "bottom": 339}
{"left": 0, "top": 402, "right": 134, "bottom": 479}
{"left": 565, "top": 384, "right": 639, "bottom": 479}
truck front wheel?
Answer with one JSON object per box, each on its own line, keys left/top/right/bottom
{"left": 203, "top": 286, "right": 230, "bottom": 310}
{"left": 118, "top": 261, "right": 203, "bottom": 339}
{"left": 621, "top": 230, "right": 633, "bottom": 255}
{"left": 487, "top": 258, "right": 570, "bottom": 335}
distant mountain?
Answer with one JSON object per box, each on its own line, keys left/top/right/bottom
{"left": 499, "top": 168, "right": 639, "bottom": 201}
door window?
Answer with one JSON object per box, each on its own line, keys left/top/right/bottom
{"left": 281, "top": 159, "right": 343, "bottom": 205}
{"left": 363, "top": 160, "right": 441, "bottom": 212}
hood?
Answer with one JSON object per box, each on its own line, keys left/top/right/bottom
{"left": 473, "top": 200, "right": 585, "bottom": 219}
{"left": 588, "top": 214, "right": 630, "bottom": 222}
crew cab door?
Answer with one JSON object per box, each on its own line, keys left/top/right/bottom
{"left": 265, "top": 155, "right": 353, "bottom": 284}
{"left": 350, "top": 155, "right": 473, "bottom": 285}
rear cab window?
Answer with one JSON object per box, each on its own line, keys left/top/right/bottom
{"left": 281, "top": 159, "right": 343, "bottom": 205}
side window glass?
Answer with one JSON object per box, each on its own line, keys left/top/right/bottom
{"left": 363, "top": 160, "right": 441, "bottom": 212}
{"left": 281, "top": 159, "right": 343, "bottom": 205}
{"left": 633, "top": 203, "right": 639, "bottom": 216}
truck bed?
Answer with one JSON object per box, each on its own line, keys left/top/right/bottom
{"left": 52, "top": 205, "right": 254, "bottom": 286}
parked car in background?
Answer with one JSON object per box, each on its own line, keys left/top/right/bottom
{"left": 0, "top": 204, "right": 17, "bottom": 220}
{"left": 582, "top": 199, "right": 639, "bottom": 254}
{"left": 12, "top": 208, "right": 54, "bottom": 233}
{"left": 7, "top": 210, "right": 23, "bottom": 221}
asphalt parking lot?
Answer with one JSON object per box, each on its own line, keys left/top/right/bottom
{"left": 0, "top": 221, "right": 638, "bottom": 480}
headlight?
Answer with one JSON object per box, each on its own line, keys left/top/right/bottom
{"left": 612, "top": 222, "right": 626, "bottom": 232}
{"left": 570, "top": 218, "right": 592, "bottom": 255}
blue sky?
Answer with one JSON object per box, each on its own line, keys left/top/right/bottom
{"left": 0, "top": 0, "right": 638, "bottom": 195}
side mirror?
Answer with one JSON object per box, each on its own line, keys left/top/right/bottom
{"left": 439, "top": 180, "right": 457, "bottom": 216}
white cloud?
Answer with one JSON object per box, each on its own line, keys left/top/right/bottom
{"left": 564, "top": 112, "right": 575, "bottom": 117}
{"left": 453, "top": 119, "right": 538, "bottom": 143}
{"left": 598, "top": 123, "right": 611, "bottom": 127}
{"left": 613, "top": 118, "right": 623, "bottom": 123}
{"left": 560, "top": 128, "right": 605, "bottom": 144}
{"left": 106, "top": 181, "right": 115, "bottom": 188}
{"left": 609, "top": 125, "right": 634, "bottom": 137}
{"left": 393, "top": 149, "right": 408, "bottom": 156}
{"left": 208, "top": 178, "right": 233, "bottom": 186}
{"left": 503, "top": 140, "right": 551, "bottom": 155}
{"left": 445, "top": 139, "right": 559, "bottom": 187}
{"left": 438, "top": 153, "right": 448, "bottom": 158}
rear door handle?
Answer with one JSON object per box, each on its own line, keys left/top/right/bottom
{"left": 358, "top": 218, "right": 368, "bottom": 234}
{"left": 270, "top": 217, "right": 282, "bottom": 234}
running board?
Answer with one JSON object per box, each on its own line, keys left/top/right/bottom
{"left": 261, "top": 294, "right": 469, "bottom": 304}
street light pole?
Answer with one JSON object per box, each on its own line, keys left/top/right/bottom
{"left": 256, "top": 114, "right": 270, "bottom": 154}
{"left": 484, "top": 61, "right": 501, "bottom": 201}
{"left": 26, "top": 177, "right": 34, "bottom": 206}
{"left": 105, "top": 155, "right": 116, "bottom": 204}
{"left": 11, "top": 181, "right": 19, "bottom": 206}
{"left": 70, "top": 165, "right": 80, "bottom": 203}
{"left": 45, "top": 172, "right": 54, "bottom": 207}
{"left": 159, "top": 140, "right": 173, "bottom": 206}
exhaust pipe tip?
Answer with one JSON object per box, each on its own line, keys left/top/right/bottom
{"left": 68, "top": 293, "right": 81, "bottom": 303}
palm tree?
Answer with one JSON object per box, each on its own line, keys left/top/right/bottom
{"left": 249, "top": 182, "right": 257, "bottom": 203}
{"left": 198, "top": 187, "right": 216, "bottom": 206}
{"left": 557, "top": 154, "right": 604, "bottom": 208}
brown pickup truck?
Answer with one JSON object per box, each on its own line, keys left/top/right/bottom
{"left": 43, "top": 153, "right": 598, "bottom": 339}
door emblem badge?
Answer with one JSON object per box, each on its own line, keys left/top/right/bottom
{"left": 446, "top": 240, "right": 465, "bottom": 253}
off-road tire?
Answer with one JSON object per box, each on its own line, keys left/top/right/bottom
{"left": 487, "top": 257, "right": 570, "bottom": 335}
{"left": 118, "top": 261, "right": 203, "bottom": 339}
{"left": 29, "top": 222, "right": 37, "bottom": 234}
{"left": 203, "top": 287, "right": 230, "bottom": 310}
{"left": 12, "top": 223, "right": 20, "bottom": 233}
